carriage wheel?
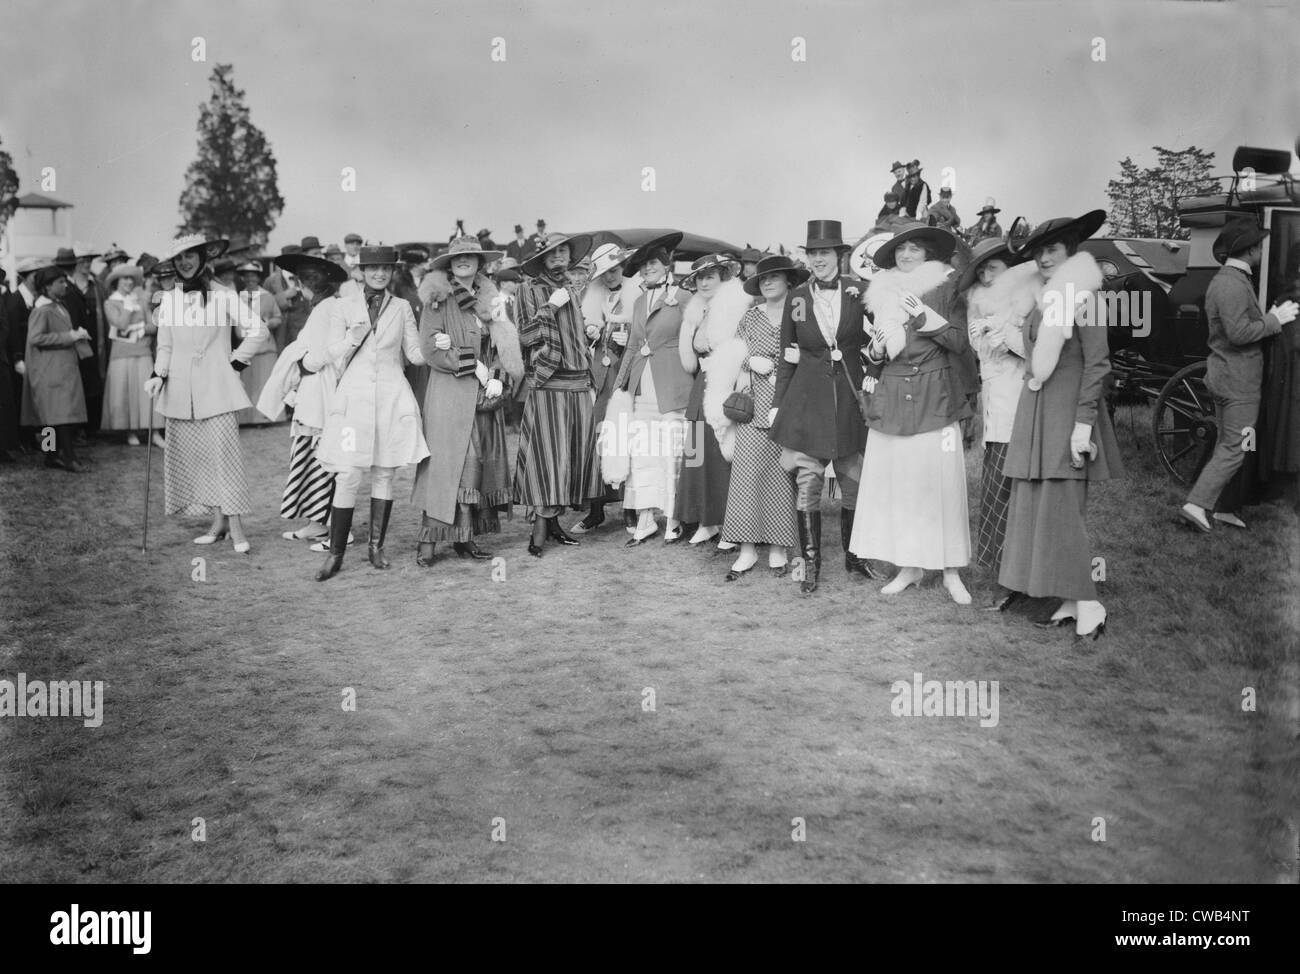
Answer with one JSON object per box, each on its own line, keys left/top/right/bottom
{"left": 1151, "top": 362, "right": 1215, "bottom": 485}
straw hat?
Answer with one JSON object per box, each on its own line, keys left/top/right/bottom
{"left": 520, "top": 232, "right": 593, "bottom": 278}
{"left": 106, "top": 263, "right": 144, "bottom": 284}
{"left": 588, "top": 243, "right": 633, "bottom": 278}
{"left": 431, "top": 235, "right": 504, "bottom": 271}
{"left": 158, "top": 233, "right": 229, "bottom": 266}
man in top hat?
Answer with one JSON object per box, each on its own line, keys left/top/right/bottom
{"left": 902, "top": 160, "right": 931, "bottom": 221}
{"left": 965, "top": 199, "right": 1003, "bottom": 246}
{"left": 1180, "top": 218, "right": 1299, "bottom": 532}
{"left": 56, "top": 245, "right": 106, "bottom": 437}
{"left": 505, "top": 224, "right": 530, "bottom": 264}
{"left": 928, "top": 186, "right": 962, "bottom": 233}
{"left": 769, "top": 219, "right": 877, "bottom": 593}
{"left": 512, "top": 230, "right": 601, "bottom": 555}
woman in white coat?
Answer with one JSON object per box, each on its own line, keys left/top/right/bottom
{"left": 144, "top": 235, "right": 271, "bottom": 553}
{"left": 313, "top": 246, "right": 429, "bottom": 581}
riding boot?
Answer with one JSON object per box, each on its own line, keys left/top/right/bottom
{"left": 798, "top": 510, "right": 821, "bottom": 594}
{"left": 840, "top": 508, "right": 878, "bottom": 579}
{"left": 367, "top": 498, "right": 393, "bottom": 569}
{"left": 316, "top": 506, "right": 354, "bottom": 581}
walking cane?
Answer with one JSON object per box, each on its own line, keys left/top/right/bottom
{"left": 142, "top": 398, "right": 156, "bottom": 553}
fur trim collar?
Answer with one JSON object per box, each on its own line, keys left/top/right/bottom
{"left": 679, "top": 278, "right": 753, "bottom": 374}
{"left": 1036, "top": 251, "right": 1103, "bottom": 337}
{"left": 489, "top": 315, "right": 524, "bottom": 384}
{"left": 966, "top": 260, "right": 1040, "bottom": 320}
{"left": 865, "top": 260, "right": 953, "bottom": 334}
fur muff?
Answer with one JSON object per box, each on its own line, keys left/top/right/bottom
{"left": 1030, "top": 251, "right": 1103, "bottom": 383}
{"left": 598, "top": 388, "right": 634, "bottom": 487}
{"left": 866, "top": 260, "right": 954, "bottom": 356}
{"left": 678, "top": 277, "right": 753, "bottom": 375}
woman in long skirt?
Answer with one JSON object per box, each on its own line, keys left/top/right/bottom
{"left": 998, "top": 210, "right": 1124, "bottom": 640}
{"left": 21, "top": 268, "right": 91, "bottom": 471}
{"left": 100, "top": 263, "right": 164, "bottom": 447}
{"left": 851, "top": 223, "right": 980, "bottom": 604}
{"left": 144, "top": 234, "right": 272, "bottom": 553}
{"left": 673, "top": 255, "right": 752, "bottom": 547}
{"left": 709, "top": 255, "right": 803, "bottom": 579}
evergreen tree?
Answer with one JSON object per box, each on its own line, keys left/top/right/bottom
{"left": 177, "top": 64, "right": 284, "bottom": 244}
{"left": 1106, "top": 146, "right": 1217, "bottom": 239}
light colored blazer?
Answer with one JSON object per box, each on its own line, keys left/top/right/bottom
{"left": 153, "top": 284, "right": 270, "bottom": 420}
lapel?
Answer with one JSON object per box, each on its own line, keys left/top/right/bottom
{"left": 792, "top": 283, "right": 829, "bottom": 350}
{"left": 836, "top": 282, "right": 861, "bottom": 345}
{"left": 373, "top": 291, "right": 396, "bottom": 342}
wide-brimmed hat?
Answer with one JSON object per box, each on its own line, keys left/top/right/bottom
{"left": 956, "top": 238, "right": 1024, "bottom": 292}
{"left": 358, "top": 245, "right": 400, "bottom": 267}
{"left": 804, "top": 220, "right": 849, "bottom": 251}
{"left": 53, "top": 247, "right": 79, "bottom": 268}
{"left": 976, "top": 198, "right": 1001, "bottom": 217}
{"left": 871, "top": 222, "right": 958, "bottom": 269}
{"left": 16, "top": 256, "right": 54, "bottom": 276}
{"left": 743, "top": 254, "right": 810, "bottom": 296}
{"left": 107, "top": 263, "right": 144, "bottom": 284}
{"left": 1019, "top": 209, "right": 1106, "bottom": 255}
{"left": 102, "top": 246, "right": 129, "bottom": 264}
{"left": 279, "top": 244, "right": 301, "bottom": 255}
{"left": 275, "top": 252, "right": 348, "bottom": 285}
{"left": 589, "top": 242, "right": 633, "bottom": 278}
{"left": 521, "top": 232, "right": 593, "bottom": 277}
{"left": 159, "top": 234, "right": 229, "bottom": 266}
{"left": 621, "top": 231, "right": 684, "bottom": 277}
{"left": 680, "top": 253, "right": 738, "bottom": 285}
{"left": 432, "top": 235, "right": 504, "bottom": 271}
{"left": 849, "top": 231, "right": 896, "bottom": 279}
{"left": 1213, "top": 217, "right": 1268, "bottom": 261}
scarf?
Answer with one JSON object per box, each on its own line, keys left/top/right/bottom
{"left": 364, "top": 286, "right": 386, "bottom": 325}
{"left": 451, "top": 278, "right": 479, "bottom": 317}
{"left": 523, "top": 273, "right": 575, "bottom": 386}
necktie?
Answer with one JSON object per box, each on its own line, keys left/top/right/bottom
{"left": 364, "top": 287, "right": 384, "bottom": 326}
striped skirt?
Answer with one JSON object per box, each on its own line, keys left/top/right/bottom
{"left": 512, "top": 384, "right": 600, "bottom": 508}
{"left": 975, "top": 441, "right": 1013, "bottom": 570}
{"left": 281, "top": 434, "right": 335, "bottom": 523}
{"left": 164, "top": 413, "right": 252, "bottom": 516}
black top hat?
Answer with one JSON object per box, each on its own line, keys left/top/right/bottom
{"left": 275, "top": 252, "right": 349, "bottom": 285}
{"left": 621, "top": 231, "right": 684, "bottom": 277}
{"left": 520, "top": 233, "right": 593, "bottom": 277}
{"left": 1019, "top": 210, "right": 1106, "bottom": 255}
{"left": 743, "top": 254, "right": 810, "bottom": 296}
{"left": 1213, "top": 217, "right": 1268, "bottom": 261}
{"left": 358, "top": 245, "right": 400, "bottom": 267}
{"left": 871, "top": 222, "right": 958, "bottom": 269}
{"left": 805, "top": 220, "right": 849, "bottom": 251}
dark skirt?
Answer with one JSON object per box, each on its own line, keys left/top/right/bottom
{"left": 674, "top": 372, "right": 730, "bottom": 525}
{"left": 721, "top": 422, "right": 797, "bottom": 545}
{"left": 421, "top": 414, "right": 505, "bottom": 541}
{"left": 975, "top": 441, "right": 1013, "bottom": 570}
{"left": 998, "top": 478, "right": 1096, "bottom": 600}
{"left": 512, "top": 385, "right": 600, "bottom": 507}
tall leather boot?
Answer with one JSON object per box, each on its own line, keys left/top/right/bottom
{"left": 316, "top": 506, "right": 354, "bottom": 581}
{"left": 798, "top": 510, "right": 821, "bottom": 594}
{"left": 368, "top": 498, "right": 393, "bottom": 569}
{"left": 841, "top": 508, "right": 880, "bottom": 579}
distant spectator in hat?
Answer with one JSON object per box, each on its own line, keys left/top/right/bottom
{"left": 965, "top": 200, "right": 1004, "bottom": 247}
{"left": 21, "top": 267, "right": 91, "bottom": 471}
{"left": 1, "top": 261, "right": 49, "bottom": 460}
{"left": 96, "top": 245, "right": 130, "bottom": 290}
{"left": 300, "top": 236, "right": 324, "bottom": 258}
{"left": 876, "top": 191, "right": 907, "bottom": 229}
{"left": 343, "top": 233, "right": 363, "bottom": 269}
{"left": 928, "top": 186, "right": 962, "bottom": 232}
{"left": 264, "top": 245, "right": 312, "bottom": 349}
{"left": 1181, "top": 219, "right": 1299, "bottom": 533}
{"left": 233, "top": 260, "right": 284, "bottom": 425}
{"left": 525, "top": 220, "right": 548, "bottom": 261}
{"left": 101, "top": 264, "right": 165, "bottom": 447}
{"left": 738, "top": 246, "right": 766, "bottom": 282}
{"left": 56, "top": 246, "right": 106, "bottom": 439}
{"left": 505, "top": 224, "right": 530, "bottom": 264}
{"left": 0, "top": 269, "right": 15, "bottom": 461}
{"left": 887, "top": 161, "right": 908, "bottom": 203}
{"left": 902, "top": 160, "right": 931, "bottom": 220}
{"left": 325, "top": 243, "right": 345, "bottom": 265}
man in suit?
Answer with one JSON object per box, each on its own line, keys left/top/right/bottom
{"left": 1181, "top": 218, "right": 1298, "bottom": 532}
{"left": 55, "top": 246, "right": 105, "bottom": 438}
{"left": 928, "top": 186, "right": 962, "bottom": 232}
{"left": 505, "top": 225, "right": 530, "bottom": 264}
{"left": 3, "top": 259, "right": 44, "bottom": 456}
{"left": 769, "top": 219, "right": 878, "bottom": 593}
{"left": 902, "top": 160, "right": 931, "bottom": 220}
{"left": 525, "top": 220, "right": 548, "bottom": 260}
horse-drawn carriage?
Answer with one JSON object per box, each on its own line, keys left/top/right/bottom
{"left": 1085, "top": 144, "right": 1299, "bottom": 483}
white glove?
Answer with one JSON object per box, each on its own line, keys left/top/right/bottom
{"left": 585, "top": 323, "right": 601, "bottom": 341}
{"left": 433, "top": 332, "right": 453, "bottom": 351}
{"left": 346, "top": 319, "right": 370, "bottom": 346}
{"left": 484, "top": 378, "right": 504, "bottom": 399}
{"left": 14, "top": 360, "right": 25, "bottom": 376}
{"left": 782, "top": 346, "right": 800, "bottom": 364}
{"left": 1070, "top": 422, "right": 1095, "bottom": 467}
{"left": 767, "top": 407, "right": 778, "bottom": 426}
{"left": 1270, "top": 300, "right": 1299, "bottom": 325}
{"left": 610, "top": 329, "right": 629, "bottom": 347}
{"left": 144, "top": 376, "right": 165, "bottom": 398}
{"left": 747, "top": 355, "right": 774, "bottom": 375}
{"left": 474, "top": 361, "right": 490, "bottom": 385}
{"left": 548, "top": 288, "right": 570, "bottom": 309}
{"left": 899, "top": 292, "right": 923, "bottom": 318}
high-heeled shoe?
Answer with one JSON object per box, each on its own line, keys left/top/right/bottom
{"left": 625, "top": 525, "right": 659, "bottom": 547}
{"left": 724, "top": 566, "right": 752, "bottom": 581}
{"left": 193, "top": 528, "right": 229, "bottom": 545}
{"left": 453, "top": 540, "right": 493, "bottom": 559}
{"left": 1074, "top": 602, "right": 1107, "bottom": 641}
{"left": 232, "top": 538, "right": 251, "bottom": 554}
{"left": 664, "top": 520, "right": 687, "bottom": 544}
{"left": 881, "top": 567, "right": 923, "bottom": 595}
{"left": 547, "top": 517, "right": 580, "bottom": 546}
{"left": 689, "top": 525, "right": 720, "bottom": 546}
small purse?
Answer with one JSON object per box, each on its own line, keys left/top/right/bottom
{"left": 723, "top": 390, "right": 754, "bottom": 423}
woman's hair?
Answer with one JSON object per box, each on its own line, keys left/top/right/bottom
{"left": 1034, "top": 231, "right": 1081, "bottom": 258}
{"left": 697, "top": 265, "right": 733, "bottom": 284}
{"left": 643, "top": 247, "right": 673, "bottom": 269}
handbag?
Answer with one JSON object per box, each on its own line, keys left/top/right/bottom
{"left": 723, "top": 390, "right": 754, "bottom": 424}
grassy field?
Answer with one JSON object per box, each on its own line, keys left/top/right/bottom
{"left": 1, "top": 403, "right": 1297, "bottom": 883}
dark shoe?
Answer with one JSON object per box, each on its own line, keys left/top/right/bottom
{"left": 572, "top": 503, "right": 605, "bottom": 534}
{"left": 316, "top": 506, "right": 355, "bottom": 581}
{"left": 547, "top": 516, "right": 580, "bottom": 546}
{"left": 982, "top": 589, "right": 1024, "bottom": 612}
{"left": 367, "top": 498, "right": 393, "bottom": 569}
{"left": 724, "top": 566, "right": 753, "bottom": 582}
{"left": 528, "top": 542, "right": 544, "bottom": 558}
{"left": 529, "top": 517, "right": 547, "bottom": 557}
{"left": 625, "top": 526, "right": 659, "bottom": 547}
{"left": 453, "top": 540, "right": 493, "bottom": 559}
{"left": 623, "top": 508, "right": 637, "bottom": 533}
{"left": 797, "top": 510, "right": 821, "bottom": 594}
{"left": 840, "top": 509, "right": 881, "bottom": 579}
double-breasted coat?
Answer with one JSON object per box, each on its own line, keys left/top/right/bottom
{"left": 20, "top": 299, "right": 88, "bottom": 426}
{"left": 612, "top": 281, "right": 695, "bottom": 411}
{"left": 315, "top": 290, "right": 429, "bottom": 472}
{"left": 770, "top": 277, "right": 869, "bottom": 460}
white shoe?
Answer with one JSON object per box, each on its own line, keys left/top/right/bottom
{"left": 1076, "top": 601, "right": 1107, "bottom": 639}
{"left": 942, "top": 570, "right": 972, "bottom": 605}
{"left": 716, "top": 540, "right": 736, "bottom": 551}
{"left": 126, "top": 433, "right": 141, "bottom": 446}
{"left": 151, "top": 433, "right": 167, "bottom": 449}
{"left": 232, "top": 539, "right": 251, "bottom": 554}
{"left": 881, "top": 566, "right": 924, "bottom": 595}
{"left": 768, "top": 547, "right": 789, "bottom": 569}
{"left": 689, "top": 525, "right": 720, "bottom": 545}
{"left": 282, "top": 525, "right": 328, "bottom": 541}
{"left": 1212, "top": 512, "right": 1247, "bottom": 529}
{"left": 309, "top": 532, "right": 353, "bottom": 552}
{"left": 1180, "top": 503, "right": 1211, "bottom": 533}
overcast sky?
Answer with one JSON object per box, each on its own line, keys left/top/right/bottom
{"left": 2, "top": 0, "right": 1296, "bottom": 257}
